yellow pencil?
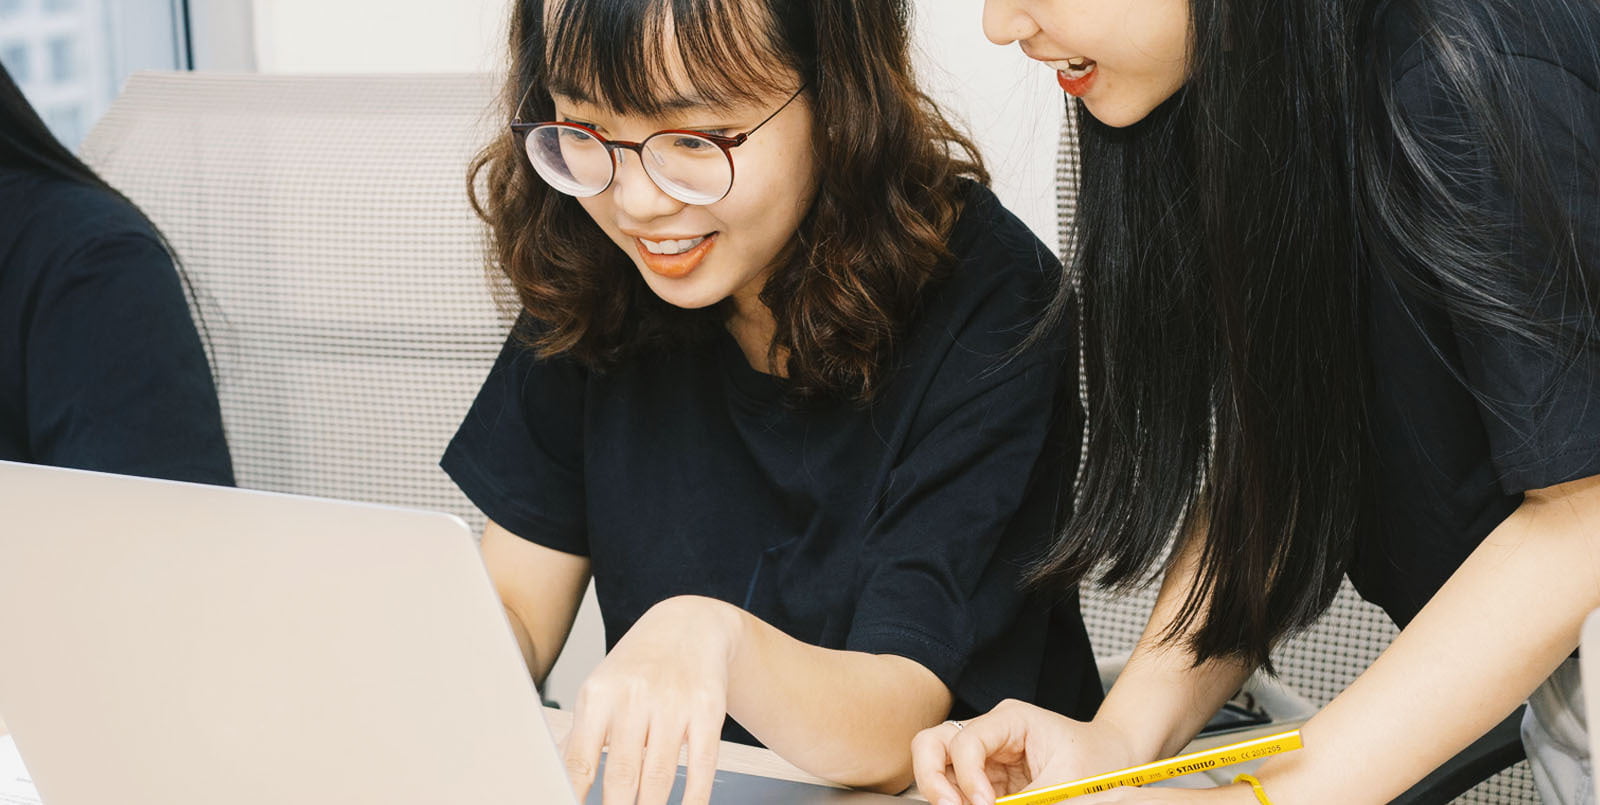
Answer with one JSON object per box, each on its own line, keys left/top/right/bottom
{"left": 993, "top": 730, "right": 1303, "bottom": 804}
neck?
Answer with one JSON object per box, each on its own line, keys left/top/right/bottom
{"left": 726, "top": 287, "right": 784, "bottom": 376}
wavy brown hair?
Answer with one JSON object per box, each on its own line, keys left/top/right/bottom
{"left": 470, "top": 0, "right": 989, "bottom": 402}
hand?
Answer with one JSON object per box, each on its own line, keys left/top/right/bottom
{"left": 562, "top": 595, "right": 746, "bottom": 805}
{"left": 910, "top": 699, "right": 1145, "bottom": 805}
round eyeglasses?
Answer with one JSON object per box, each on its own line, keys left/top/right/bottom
{"left": 511, "top": 85, "right": 807, "bottom": 206}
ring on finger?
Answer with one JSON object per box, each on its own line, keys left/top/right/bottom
{"left": 947, "top": 720, "right": 966, "bottom": 731}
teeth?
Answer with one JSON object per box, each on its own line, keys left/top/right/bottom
{"left": 1054, "top": 58, "right": 1097, "bottom": 76}
{"left": 640, "top": 235, "right": 708, "bottom": 255}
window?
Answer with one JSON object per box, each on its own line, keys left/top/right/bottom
{"left": 45, "top": 35, "right": 71, "bottom": 82}
{"left": 0, "top": 41, "right": 26, "bottom": 81}
{"left": 42, "top": 103, "right": 82, "bottom": 144}
{"left": 0, "top": 0, "right": 185, "bottom": 147}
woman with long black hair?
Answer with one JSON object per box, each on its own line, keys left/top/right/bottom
{"left": 0, "top": 62, "right": 231, "bottom": 485}
{"left": 912, "top": 0, "right": 1600, "bottom": 802}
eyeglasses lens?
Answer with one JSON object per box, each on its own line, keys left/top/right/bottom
{"left": 527, "top": 126, "right": 613, "bottom": 197}
{"left": 640, "top": 133, "right": 733, "bottom": 205}
{"left": 525, "top": 125, "right": 734, "bottom": 205}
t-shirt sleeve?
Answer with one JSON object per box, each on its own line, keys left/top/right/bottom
{"left": 843, "top": 272, "right": 1071, "bottom": 702}
{"left": 25, "top": 232, "right": 233, "bottom": 486}
{"left": 441, "top": 314, "right": 589, "bottom": 554}
{"left": 1392, "top": 53, "right": 1600, "bottom": 494}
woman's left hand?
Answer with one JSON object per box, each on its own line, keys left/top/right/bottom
{"left": 561, "top": 595, "right": 746, "bottom": 805}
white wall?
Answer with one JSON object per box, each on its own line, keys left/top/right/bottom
{"left": 250, "top": 0, "right": 510, "bottom": 73}
{"left": 909, "top": 3, "right": 1064, "bottom": 250}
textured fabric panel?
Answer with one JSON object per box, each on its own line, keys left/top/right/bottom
{"left": 78, "top": 72, "right": 516, "bottom": 533}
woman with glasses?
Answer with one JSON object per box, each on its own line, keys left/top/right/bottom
{"left": 0, "top": 62, "right": 231, "bottom": 487}
{"left": 912, "top": 0, "right": 1600, "bottom": 803}
{"left": 441, "top": 1, "right": 1103, "bottom": 802}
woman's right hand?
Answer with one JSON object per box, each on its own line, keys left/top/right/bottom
{"left": 910, "top": 699, "right": 1144, "bottom": 805}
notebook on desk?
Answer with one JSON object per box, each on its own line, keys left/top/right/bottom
{"left": 0, "top": 461, "right": 900, "bottom": 804}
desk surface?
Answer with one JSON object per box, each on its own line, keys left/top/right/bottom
{"left": 0, "top": 710, "right": 1298, "bottom": 799}
{"left": 0, "top": 709, "right": 926, "bottom": 801}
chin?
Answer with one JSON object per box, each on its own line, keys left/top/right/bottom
{"left": 638, "top": 272, "right": 729, "bottom": 311}
{"left": 1084, "top": 100, "right": 1155, "bottom": 128}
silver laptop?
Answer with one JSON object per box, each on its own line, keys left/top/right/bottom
{"left": 0, "top": 461, "right": 901, "bottom": 804}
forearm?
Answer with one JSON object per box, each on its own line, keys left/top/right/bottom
{"left": 501, "top": 606, "right": 548, "bottom": 686}
{"left": 1255, "top": 477, "right": 1600, "bottom": 804}
{"left": 1095, "top": 529, "right": 1254, "bottom": 761}
{"left": 719, "top": 604, "right": 952, "bottom": 792}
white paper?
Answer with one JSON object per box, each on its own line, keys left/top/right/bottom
{"left": 0, "top": 737, "right": 41, "bottom": 805}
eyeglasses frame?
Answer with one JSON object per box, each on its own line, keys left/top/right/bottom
{"left": 509, "top": 83, "right": 809, "bottom": 205}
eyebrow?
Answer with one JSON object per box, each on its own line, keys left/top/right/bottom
{"left": 547, "top": 79, "right": 711, "bottom": 113}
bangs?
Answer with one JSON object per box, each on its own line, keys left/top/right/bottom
{"left": 545, "top": 0, "right": 803, "bottom": 117}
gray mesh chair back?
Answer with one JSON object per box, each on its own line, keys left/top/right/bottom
{"left": 1055, "top": 102, "right": 1535, "bottom": 803}
{"left": 78, "top": 72, "right": 513, "bottom": 528}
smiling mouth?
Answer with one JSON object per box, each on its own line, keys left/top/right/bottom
{"left": 634, "top": 233, "right": 718, "bottom": 279}
{"left": 1055, "top": 58, "right": 1099, "bottom": 96}
{"left": 639, "top": 235, "right": 708, "bottom": 255}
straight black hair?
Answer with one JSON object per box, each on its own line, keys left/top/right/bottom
{"left": 0, "top": 60, "right": 211, "bottom": 353}
{"left": 2, "top": 61, "right": 128, "bottom": 207}
{"left": 1030, "top": 0, "right": 1600, "bottom": 669}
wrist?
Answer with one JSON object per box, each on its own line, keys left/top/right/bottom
{"left": 1087, "top": 711, "right": 1171, "bottom": 766}
{"left": 648, "top": 595, "right": 749, "bottom": 665}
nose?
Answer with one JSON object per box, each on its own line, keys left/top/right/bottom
{"left": 609, "top": 149, "right": 684, "bottom": 221}
{"left": 981, "top": 0, "right": 1040, "bottom": 46}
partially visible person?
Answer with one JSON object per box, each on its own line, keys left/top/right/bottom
{"left": 0, "top": 61, "right": 232, "bottom": 485}
{"left": 913, "top": 0, "right": 1600, "bottom": 803}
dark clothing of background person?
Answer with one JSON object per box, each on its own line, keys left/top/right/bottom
{"left": 0, "top": 168, "right": 233, "bottom": 486}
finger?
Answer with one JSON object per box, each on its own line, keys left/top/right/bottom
{"left": 600, "top": 712, "right": 650, "bottom": 805}
{"left": 562, "top": 699, "right": 611, "bottom": 803}
{"left": 949, "top": 722, "right": 1014, "bottom": 805}
{"left": 634, "top": 718, "right": 685, "bottom": 805}
{"left": 679, "top": 709, "right": 723, "bottom": 805}
{"left": 911, "top": 724, "right": 966, "bottom": 805}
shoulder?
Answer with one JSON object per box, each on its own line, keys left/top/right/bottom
{"left": 2, "top": 170, "right": 166, "bottom": 283}
{"left": 889, "top": 181, "right": 1069, "bottom": 385}
{"left": 1375, "top": 0, "right": 1600, "bottom": 99}
{"left": 932, "top": 180, "right": 1062, "bottom": 331}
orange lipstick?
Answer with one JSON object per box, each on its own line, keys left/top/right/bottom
{"left": 635, "top": 233, "right": 717, "bottom": 279}
{"left": 1058, "top": 61, "right": 1098, "bottom": 97}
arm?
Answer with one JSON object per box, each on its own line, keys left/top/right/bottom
{"left": 480, "top": 519, "right": 591, "bottom": 688}
{"left": 1050, "top": 473, "right": 1600, "bottom": 805}
{"left": 562, "top": 594, "right": 951, "bottom": 805}
{"left": 1242, "top": 473, "right": 1600, "bottom": 804}
{"left": 1091, "top": 529, "right": 1255, "bottom": 761}
{"left": 915, "top": 527, "right": 1254, "bottom": 805}
{"left": 725, "top": 598, "right": 952, "bottom": 790}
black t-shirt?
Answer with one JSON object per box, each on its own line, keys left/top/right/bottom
{"left": 0, "top": 169, "right": 232, "bottom": 485}
{"left": 1354, "top": 0, "right": 1600, "bottom": 626}
{"left": 443, "top": 183, "right": 1102, "bottom": 745}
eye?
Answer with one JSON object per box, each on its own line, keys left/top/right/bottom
{"left": 561, "top": 118, "right": 601, "bottom": 133}
{"left": 672, "top": 135, "right": 719, "bottom": 150}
